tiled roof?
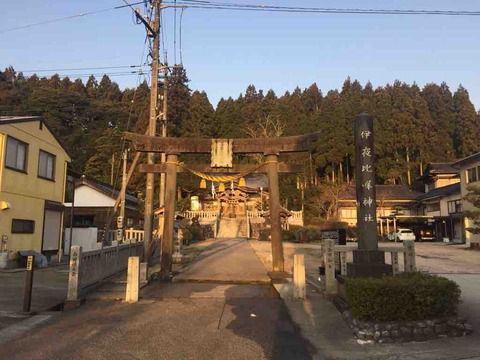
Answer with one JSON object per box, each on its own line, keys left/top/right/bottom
{"left": 0, "top": 116, "right": 70, "bottom": 157}
{"left": 416, "top": 183, "right": 461, "bottom": 202}
{"left": 453, "top": 152, "right": 480, "bottom": 168}
{"left": 0, "top": 116, "right": 41, "bottom": 123}
{"left": 425, "top": 162, "right": 458, "bottom": 175}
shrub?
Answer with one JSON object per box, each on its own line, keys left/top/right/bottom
{"left": 282, "top": 229, "right": 296, "bottom": 242}
{"left": 345, "top": 272, "right": 461, "bottom": 322}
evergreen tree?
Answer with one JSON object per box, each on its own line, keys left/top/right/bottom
{"left": 167, "top": 67, "right": 190, "bottom": 136}
{"left": 453, "top": 86, "right": 480, "bottom": 157}
{"left": 422, "top": 83, "right": 456, "bottom": 162}
{"left": 180, "top": 90, "right": 215, "bottom": 137}
{"left": 464, "top": 183, "right": 480, "bottom": 239}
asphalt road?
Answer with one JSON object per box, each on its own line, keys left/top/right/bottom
{"left": 2, "top": 239, "right": 316, "bottom": 359}
{"left": 2, "top": 283, "right": 316, "bottom": 360}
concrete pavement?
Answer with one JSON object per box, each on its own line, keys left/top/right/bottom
{"left": 1, "top": 282, "right": 315, "bottom": 359}
{"left": 1, "top": 239, "right": 315, "bottom": 359}
{"left": 174, "top": 238, "right": 271, "bottom": 284}
{"left": 3, "top": 239, "right": 480, "bottom": 360}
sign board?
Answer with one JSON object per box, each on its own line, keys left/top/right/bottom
{"left": 26, "top": 255, "right": 33, "bottom": 271}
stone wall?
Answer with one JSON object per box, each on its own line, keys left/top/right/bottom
{"left": 338, "top": 306, "right": 473, "bottom": 343}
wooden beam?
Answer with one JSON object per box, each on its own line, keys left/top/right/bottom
{"left": 137, "top": 162, "right": 303, "bottom": 174}
{"left": 124, "top": 132, "right": 321, "bottom": 154}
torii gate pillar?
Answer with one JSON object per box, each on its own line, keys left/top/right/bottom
{"left": 160, "top": 154, "right": 178, "bottom": 279}
{"left": 265, "top": 154, "right": 284, "bottom": 273}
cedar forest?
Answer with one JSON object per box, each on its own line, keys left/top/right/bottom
{"left": 1, "top": 66, "right": 480, "bottom": 220}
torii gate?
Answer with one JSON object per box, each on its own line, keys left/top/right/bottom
{"left": 125, "top": 131, "right": 320, "bottom": 278}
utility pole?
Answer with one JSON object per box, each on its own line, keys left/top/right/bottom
{"left": 139, "top": 0, "right": 161, "bottom": 258}
{"left": 118, "top": 149, "right": 128, "bottom": 242}
{"left": 158, "top": 52, "right": 168, "bottom": 236}
{"left": 110, "top": 153, "right": 115, "bottom": 186}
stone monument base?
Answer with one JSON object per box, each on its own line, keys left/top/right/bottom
{"left": 347, "top": 249, "right": 392, "bottom": 278}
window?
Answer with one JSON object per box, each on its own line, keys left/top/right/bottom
{"left": 426, "top": 202, "right": 440, "bottom": 212}
{"left": 5, "top": 136, "right": 28, "bottom": 172}
{"left": 127, "top": 217, "right": 134, "bottom": 227}
{"left": 448, "top": 200, "right": 462, "bottom": 214}
{"left": 340, "top": 209, "right": 356, "bottom": 219}
{"left": 466, "top": 167, "right": 478, "bottom": 184}
{"left": 73, "top": 215, "right": 95, "bottom": 227}
{"left": 38, "top": 150, "right": 55, "bottom": 180}
{"left": 11, "top": 219, "right": 35, "bottom": 234}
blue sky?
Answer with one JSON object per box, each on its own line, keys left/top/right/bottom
{"left": 1, "top": 1, "right": 480, "bottom": 109}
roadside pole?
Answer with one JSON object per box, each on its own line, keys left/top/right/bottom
{"left": 23, "top": 255, "right": 34, "bottom": 312}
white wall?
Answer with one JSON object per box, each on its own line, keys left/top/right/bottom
{"left": 64, "top": 185, "right": 115, "bottom": 208}
{"left": 64, "top": 227, "right": 101, "bottom": 255}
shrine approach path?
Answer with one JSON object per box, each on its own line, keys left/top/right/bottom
{"left": 174, "top": 238, "right": 271, "bottom": 284}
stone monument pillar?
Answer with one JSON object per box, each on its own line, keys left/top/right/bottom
{"left": 347, "top": 113, "right": 392, "bottom": 277}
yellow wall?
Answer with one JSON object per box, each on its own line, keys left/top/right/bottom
{"left": 0, "top": 121, "right": 70, "bottom": 254}
{"left": 460, "top": 161, "right": 480, "bottom": 246}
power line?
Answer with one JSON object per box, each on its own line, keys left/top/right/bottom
{"left": 0, "top": 1, "right": 147, "bottom": 34}
{"left": 164, "top": 1, "right": 480, "bottom": 16}
{"left": 18, "top": 65, "right": 148, "bottom": 73}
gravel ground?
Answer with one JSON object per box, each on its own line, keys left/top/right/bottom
{"left": 249, "top": 240, "right": 480, "bottom": 275}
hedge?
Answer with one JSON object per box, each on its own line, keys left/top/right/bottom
{"left": 345, "top": 272, "right": 461, "bottom": 322}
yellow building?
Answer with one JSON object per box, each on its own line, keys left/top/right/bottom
{"left": 0, "top": 116, "right": 70, "bottom": 260}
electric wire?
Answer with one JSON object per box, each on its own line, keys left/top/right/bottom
{"left": 179, "top": 7, "right": 185, "bottom": 65}
{"left": 163, "top": 1, "right": 480, "bottom": 16}
{"left": 0, "top": 1, "right": 147, "bottom": 34}
{"left": 174, "top": 0, "right": 177, "bottom": 65}
{"left": 18, "top": 65, "right": 148, "bottom": 73}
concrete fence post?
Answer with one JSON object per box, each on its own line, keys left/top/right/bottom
{"left": 391, "top": 252, "right": 399, "bottom": 275}
{"left": 340, "top": 252, "right": 347, "bottom": 276}
{"left": 293, "top": 254, "right": 306, "bottom": 300}
{"left": 140, "top": 262, "right": 148, "bottom": 285}
{"left": 125, "top": 256, "right": 140, "bottom": 303}
{"left": 67, "top": 245, "right": 82, "bottom": 302}
{"left": 324, "top": 239, "right": 337, "bottom": 295}
{"left": 403, "top": 240, "right": 416, "bottom": 272}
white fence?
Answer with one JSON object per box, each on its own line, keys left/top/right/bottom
{"left": 66, "top": 241, "right": 143, "bottom": 302}
{"left": 183, "top": 210, "right": 219, "bottom": 221}
{"left": 288, "top": 210, "right": 304, "bottom": 227}
{"left": 246, "top": 210, "right": 267, "bottom": 223}
{"left": 125, "top": 228, "right": 145, "bottom": 242}
{"left": 182, "top": 210, "right": 220, "bottom": 238}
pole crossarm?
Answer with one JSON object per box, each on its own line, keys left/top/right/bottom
{"left": 124, "top": 131, "right": 321, "bottom": 154}
{"left": 137, "top": 162, "right": 303, "bottom": 174}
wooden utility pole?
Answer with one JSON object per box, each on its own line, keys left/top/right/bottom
{"left": 143, "top": 0, "right": 162, "bottom": 258}
{"left": 158, "top": 54, "right": 168, "bottom": 236}
{"left": 119, "top": 149, "right": 128, "bottom": 237}
{"left": 110, "top": 153, "right": 115, "bottom": 185}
